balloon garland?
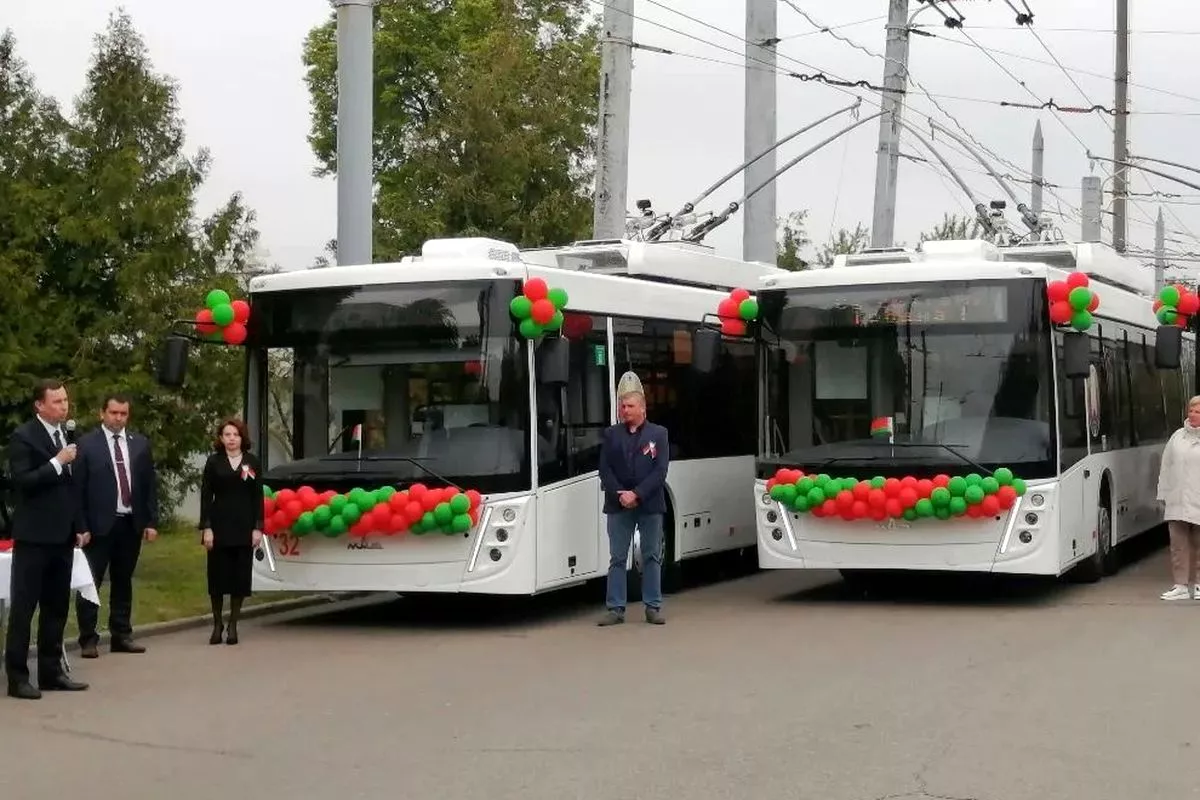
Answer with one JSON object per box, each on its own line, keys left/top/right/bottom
{"left": 716, "top": 288, "right": 759, "bottom": 336}
{"left": 262, "top": 484, "right": 484, "bottom": 538}
{"left": 194, "top": 289, "right": 251, "bottom": 345}
{"left": 766, "top": 468, "right": 1026, "bottom": 522}
{"left": 1046, "top": 272, "right": 1099, "bottom": 332}
{"left": 510, "top": 278, "right": 568, "bottom": 339}
{"left": 1152, "top": 284, "right": 1200, "bottom": 328}
{"left": 0, "top": 539, "right": 11, "bottom": 553}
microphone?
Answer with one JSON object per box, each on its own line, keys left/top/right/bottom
{"left": 64, "top": 419, "right": 76, "bottom": 445}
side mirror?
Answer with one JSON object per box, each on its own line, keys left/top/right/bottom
{"left": 535, "top": 336, "right": 570, "bottom": 385}
{"left": 691, "top": 327, "right": 721, "bottom": 374}
{"left": 157, "top": 335, "right": 190, "bottom": 388}
{"left": 1156, "top": 325, "right": 1183, "bottom": 369}
{"left": 1061, "top": 330, "right": 1090, "bottom": 379}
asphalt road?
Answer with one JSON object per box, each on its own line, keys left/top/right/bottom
{"left": 0, "top": 534, "right": 1196, "bottom": 800}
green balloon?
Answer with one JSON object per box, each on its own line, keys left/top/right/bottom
{"left": 807, "top": 487, "right": 826, "bottom": 506}
{"left": 915, "top": 498, "right": 934, "bottom": 517}
{"left": 342, "top": 504, "right": 361, "bottom": 524}
{"left": 313, "top": 505, "right": 332, "bottom": 527}
{"left": 328, "top": 515, "right": 347, "bottom": 535}
{"left": 815, "top": 474, "right": 831, "bottom": 487}
{"left": 321, "top": 522, "right": 341, "bottom": 538}
{"left": 379, "top": 486, "right": 397, "bottom": 500}
{"left": 778, "top": 484, "right": 797, "bottom": 505}
{"left": 348, "top": 488, "right": 366, "bottom": 504}
{"left": 931, "top": 487, "right": 951, "bottom": 507}
{"left": 738, "top": 299, "right": 759, "bottom": 321}
{"left": 263, "top": 485, "right": 274, "bottom": 498}
{"left": 519, "top": 318, "right": 543, "bottom": 339}
{"left": 981, "top": 477, "right": 1000, "bottom": 495}
{"left": 434, "top": 502, "right": 454, "bottom": 525}
{"left": 329, "top": 494, "right": 347, "bottom": 513}
{"left": 451, "top": 513, "right": 472, "bottom": 533}
{"left": 793, "top": 495, "right": 810, "bottom": 512}
{"left": 1068, "top": 286, "right": 1092, "bottom": 311}
{"left": 1071, "top": 310, "right": 1093, "bottom": 331}
{"left": 1161, "top": 286, "right": 1181, "bottom": 307}
{"left": 211, "top": 303, "right": 235, "bottom": 326}
{"left": 993, "top": 467, "right": 1014, "bottom": 486}
{"left": 840, "top": 477, "right": 858, "bottom": 491}
{"left": 964, "top": 485, "right": 985, "bottom": 504}
{"left": 903, "top": 508, "right": 918, "bottom": 521}
{"left": 966, "top": 473, "right": 982, "bottom": 486}
{"left": 949, "top": 497, "right": 967, "bottom": 516}
{"left": 545, "top": 310, "right": 564, "bottom": 331}
{"left": 294, "top": 512, "right": 314, "bottom": 534}
{"left": 1158, "top": 306, "right": 1178, "bottom": 325}
{"left": 797, "top": 477, "right": 815, "bottom": 494}
{"left": 421, "top": 512, "right": 437, "bottom": 531}
{"left": 870, "top": 476, "right": 886, "bottom": 489}
{"left": 769, "top": 483, "right": 787, "bottom": 501}
{"left": 1012, "top": 478, "right": 1027, "bottom": 496}
{"left": 948, "top": 476, "right": 967, "bottom": 497}
{"left": 935, "top": 506, "right": 952, "bottom": 520}
{"left": 206, "top": 289, "right": 230, "bottom": 310}
{"left": 547, "top": 287, "right": 569, "bottom": 309}
{"left": 510, "top": 296, "right": 533, "bottom": 318}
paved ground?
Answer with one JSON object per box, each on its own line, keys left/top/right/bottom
{"left": 0, "top": 535, "right": 1197, "bottom": 800}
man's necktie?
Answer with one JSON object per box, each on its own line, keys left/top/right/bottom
{"left": 53, "top": 429, "right": 70, "bottom": 475}
{"left": 113, "top": 434, "right": 132, "bottom": 507}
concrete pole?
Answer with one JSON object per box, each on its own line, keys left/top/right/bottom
{"left": 1081, "top": 175, "right": 1103, "bottom": 242}
{"left": 334, "top": 0, "right": 374, "bottom": 266}
{"left": 1112, "top": 0, "right": 1130, "bottom": 253}
{"left": 1031, "top": 121, "right": 1044, "bottom": 217}
{"left": 743, "top": 0, "right": 777, "bottom": 265}
{"left": 869, "top": 0, "right": 910, "bottom": 249}
{"left": 1155, "top": 207, "right": 1166, "bottom": 291}
{"left": 593, "top": 0, "right": 634, "bottom": 240}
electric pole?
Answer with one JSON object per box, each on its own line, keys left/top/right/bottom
{"left": 1112, "top": 0, "right": 1130, "bottom": 253}
{"left": 870, "top": 0, "right": 910, "bottom": 249}
{"left": 1031, "top": 121, "right": 1044, "bottom": 217}
{"left": 743, "top": 0, "right": 778, "bottom": 265}
{"left": 1082, "top": 175, "right": 1103, "bottom": 243}
{"left": 1155, "top": 208, "right": 1165, "bottom": 291}
{"left": 593, "top": 0, "right": 634, "bottom": 240}
{"left": 333, "top": 0, "right": 375, "bottom": 266}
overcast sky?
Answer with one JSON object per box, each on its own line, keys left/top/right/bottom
{"left": 7, "top": 0, "right": 1200, "bottom": 280}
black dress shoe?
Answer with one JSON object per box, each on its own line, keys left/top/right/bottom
{"left": 7, "top": 681, "right": 41, "bottom": 700}
{"left": 80, "top": 642, "right": 99, "bottom": 659}
{"left": 39, "top": 675, "right": 89, "bottom": 692}
{"left": 111, "top": 638, "right": 146, "bottom": 654}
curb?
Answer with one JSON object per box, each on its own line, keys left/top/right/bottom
{"left": 55, "top": 591, "right": 374, "bottom": 655}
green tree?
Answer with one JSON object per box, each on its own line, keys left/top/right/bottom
{"left": 920, "top": 212, "right": 983, "bottom": 242}
{"left": 0, "top": 15, "right": 262, "bottom": 514}
{"left": 302, "top": 1, "right": 600, "bottom": 260}
{"left": 776, "top": 210, "right": 811, "bottom": 271}
{"left": 816, "top": 223, "right": 870, "bottom": 267}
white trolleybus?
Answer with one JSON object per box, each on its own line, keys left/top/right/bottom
{"left": 178, "top": 237, "right": 778, "bottom": 596}
{"left": 720, "top": 237, "right": 1194, "bottom": 584}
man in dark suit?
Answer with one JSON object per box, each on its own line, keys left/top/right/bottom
{"left": 5, "top": 379, "right": 90, "bottom": 699}
{"left": 73, "top": 393, "right": 159, "bottom": 658}
{"left": 597, "top": 371, "right": 670, "bottom": 627}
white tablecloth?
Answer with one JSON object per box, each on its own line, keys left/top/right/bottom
{"left": 0, "top": 549, "right": 101, "bottom": 606}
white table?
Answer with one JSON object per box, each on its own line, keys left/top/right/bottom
{"left": 0, "top": 548, "right": 100, "bottom": 673}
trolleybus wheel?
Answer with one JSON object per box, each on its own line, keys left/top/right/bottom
{"left": 1075, "top": 487, "right": 1114, "bottom": 583}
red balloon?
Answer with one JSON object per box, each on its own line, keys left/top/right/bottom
{"left": 786, "top": 469, "right": 804, "bottom": 483}
{"left": 222, "top": 322, "right": 247, "bottom": 345}
{"left": 730, "top": 288, "right": 751, "bottom": 303}
{"left": 966, "top": 504, "right": 983, "bottom": 518}
{"left": 1049, "top": 301, "right": 1073, "bottom": 326}
{"left": 720, "top": 319, "right": 747, "bottom": 336}
{"left": 275, "top": 488, "right": 295, "bottom": 504}
{"left": 523, "top": 278, "right": 549, "bottom": 301}
{"left": 421, "top": 490, "right": 442, "bottom": 512}
{"left": 870, "top": 506, "right": 888, "bottom": 521}
{"left": 195, "top": 308, "right": 218, "bottom": 336}
{"left": 1153, "top": 299, "right": 1164, "bottom": 312}
{"left": 900, "top": 476, "right": 919, "bottom": 489}
{"left": 868, "top": 489, "right": 887, "bottom": 509}
{"left": 717, "top": 298, "right": 740, "bottom": 319}
{"left": 917, "top": 479, "right": 934, "bottom": 497}
{"left": 852, "top": 482, "right": 871, "bottom": 502}
{"left": 852, "top": 501, "right": 869, "bottom": 519}
{"left": 272, "top": 510, "right": 289, "bottom": 530}
{"left": 997, "top": 485, "right": 1017, "bottom": 509}
{"left": 1177, "top": 315, "right": 1190, "bottom": 329}
{"left": 408, "top": 483, "right": 427, "bottom": 501}
{"left": 811, "top": 503, "right": 826, "bottom": 518}
{"left": 405, "top": 501, "right": 424, "bottom": 524}
{"left": 765, "top": 478, "right": 777, "bottom": 492}
{"left": 899, "top": 487, "right": 919, "bottom": 508}
{"left": 932, "top": 474, "right": 950, "bottom": 488}
{"left": 284, "top": 500, "right": 302, "bottom": 519}
{"left": 530, "top": 298, "right": 556, "bottom": 325}
{"left": 264, "top": 497, "right": 276, "bottom": 516}
{"left": 981, "top": 496, "right": 1001, "bottom": 516}
{"left": 465, "top": 489, "right": 482, "bottom": 509}
{"left": 388, "top": 491, "right": 408, "bottom": 511}
{"left": 836, "top": 490, "right": 855, "bottom": 511}
{"left": 1180, "top": 292, "right": 1200, "bottom": 316}
{"left": 885, "top": 498, "right": 904, "bottom": 518}
{"left": 1046, "top": 281, "right": 1070, "bottom": 302}
{"left": 468, "top": 508, "right": 480, "bottom": 525}
{"left": 230, "top": 299, "right": 251, "bottom": 323}
{"left": 1087, "top": 293, "right": 1100, "bottom": 313}
{"left": 883, "top": 478, "right": 902, "bottom": 497}
{"left": 839, "top": 504, "right": 857, "bottom": 521}
{"left": 821, "top": 499, "right": 838, "bottom": 517}
{"left": 390, "top": 513, "right": 409, "bottom": 534}
{"left": 1066, "top": 271, "right": 1089, "bottom": 289}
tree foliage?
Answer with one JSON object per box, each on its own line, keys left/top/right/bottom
{"left": 920, "top": 213, "right": 983, "bottom": 242}
{"left": 776, "top": 210, "right": 811, "bottom": 271}
{"left": 0, "top": 14, "right": 261, "bottom": 515}
{"left": 302, "top": 0, "right": 600, "bottom": 260}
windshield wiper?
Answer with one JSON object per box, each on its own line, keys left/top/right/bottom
{"left": 880, "top": 441, "right": 991, "bottom": 475}
{"left": 355, "top": 456, "right": 461, "bottom": 490}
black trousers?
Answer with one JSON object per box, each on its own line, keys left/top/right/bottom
{"left": 76, "top": 516, "right": 142, "bottom": 646}
{"left": 4, "top": 540, "right": 74, "bottom": 684}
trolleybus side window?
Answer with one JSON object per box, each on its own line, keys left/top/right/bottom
{"left": 536, "top": 316, "right": 612, "bottom": 485}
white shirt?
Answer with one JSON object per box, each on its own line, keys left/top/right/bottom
{"left": 39, "top": 415, "right": 67, "bottom": 475}
{"left": 104, "top": 426, "right": 133, "bottom": 514}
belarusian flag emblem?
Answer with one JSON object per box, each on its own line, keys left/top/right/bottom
{"left": 870, "top": 417, "right": 893, "bottom": 438}
{"left": 350, "top": 424, "right": 363, "bottom": 443}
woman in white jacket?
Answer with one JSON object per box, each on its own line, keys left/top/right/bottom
{"left": 1156, "top": 395, "right": 1200, "bottom": 600}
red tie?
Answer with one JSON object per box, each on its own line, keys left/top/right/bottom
{"left": 113, "top": 434, "right": 132, "bottom": 507}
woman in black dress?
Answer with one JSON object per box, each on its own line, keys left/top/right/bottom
{"left": 198, "top": 418, "right": 263, "bottom": 645}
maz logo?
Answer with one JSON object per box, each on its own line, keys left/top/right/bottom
{"left": 346, "top": 540, "right": 383, "bottom": 550}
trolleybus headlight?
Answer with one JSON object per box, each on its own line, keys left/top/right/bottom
{"left": 1024, "top": 513, "right": 1039, "bottom": 526}
{"left": 1030, "top": 493, "right": 1045, "bottom": 508}
{"left": 766, "top": 510, "right": 778, "bottom": 523}
{"left": 502, "top": 507, "right": 517, "bottom": 522}
{"left": 495, "top": 528, "right": 509, "bottom": 542}
{"left": 771, "top": 528, "right": 783, "bottom": 541}
{"left": 761, "top": 493, "right": 772, "bottom": 505}
{"left": 489, "top": 548, "right": 502, "bottom": 562}
{"left": 1018, "top": 530, "right": 1033, "bottom": 544}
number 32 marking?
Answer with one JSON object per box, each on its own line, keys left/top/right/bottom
{"left": 274, "top": 534, "right": 300, "bottom": 557}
